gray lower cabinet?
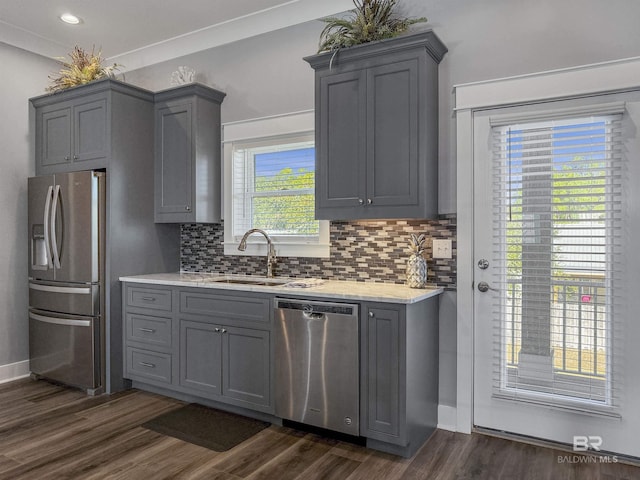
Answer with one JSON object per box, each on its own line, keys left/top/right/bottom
{"left": 221, "top": 326, "right": 270, "bottom": 406}
{"left": 179, "top": 320, "right": 270, "bottom": 407}
{"left": 305, "top": 30, "right": 447, "bottom": 220}
{"left": 123, "top": 281, "right": 439, "bottom": 457}
{"left": 126, "top": 347, "right": 172, "bottom": 384}
{"left": 154, "top": 84, "right": 226, "bottom": 223}
{"left": 360, "top": 298, "right": 439, "bottom": 458}
{"left": 363, "top": 305, "right": 401, "bottom": 438}
{"left": 124, "top": 285, "right": 175, "bottom": 386}
{"left": 179, "top": 319, "right": 222, "bottom": 395}
{"left": 123, "top": 283, "right": 273, "bottom": 413}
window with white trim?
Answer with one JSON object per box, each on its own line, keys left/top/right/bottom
{"left": 223, "top": 112, "right": 329, "bottom": 258}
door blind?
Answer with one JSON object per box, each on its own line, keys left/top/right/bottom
{"left": 491, "top": 112, "right": 623, "bottom": 412}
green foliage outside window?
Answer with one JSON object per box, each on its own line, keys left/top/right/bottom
{"left": 252, "top": 167, "right": 318, "bottom": 236}
{"left": 506, "top": 156, "right": 606, "bottom": 278}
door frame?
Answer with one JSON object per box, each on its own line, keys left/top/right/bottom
{"left": 454, "top": 56, "right": 640, "bottom": 434}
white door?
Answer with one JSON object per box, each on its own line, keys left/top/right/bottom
{"left": 472, "top": 92, "right": 640, "bottom": 458}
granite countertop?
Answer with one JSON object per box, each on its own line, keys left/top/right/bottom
{"left": 119, "top": 272, "right": 443, "bottom": 304}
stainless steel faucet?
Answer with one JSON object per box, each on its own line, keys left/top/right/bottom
{"left": 237, "top": 228, "right": 277, "bottom": 278}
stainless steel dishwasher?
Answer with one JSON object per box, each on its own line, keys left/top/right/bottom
{"left": 274, "top": 298, "right": 359, "bottom": 436}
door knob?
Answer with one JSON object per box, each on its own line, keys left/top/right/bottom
{"left": 478, "top": 259, "right": 489, "bottom": 270}
{"left": 477, "top": 281, "right": 499, "bottom": 293}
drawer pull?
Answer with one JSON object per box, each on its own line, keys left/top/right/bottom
{"left": 138, "top": 327, "right": 156, "bottom": 333}
{"left": 141, "top": 296, "right": 156, "bottom": 302}
{"left": 221, "top": 328, "right": 227, "bottom": 334}
{"left": 139, "top": 362, "right": 156, "bottom": 368}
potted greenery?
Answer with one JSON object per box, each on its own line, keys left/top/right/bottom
{"left": 47, "top": 46, "right": 121, "bottom": 93}
{"left": 318, "top": 0, "right": 427, "bottom": 53}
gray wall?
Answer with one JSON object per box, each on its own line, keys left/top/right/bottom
{"left": 124, "top": 0, "right": 640, "bottom": 215}
{"left": 0, "top": 42, "right": 57, "bottom": 367}
{"left": 123, "top": 0, "right": 640, "bottom": 411}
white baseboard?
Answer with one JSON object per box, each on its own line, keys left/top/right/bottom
{"left": 437, "top": 404, "right": 457, "bottom": 432}
{"left": 0, "top": 360, "right": 30, "bottom": 384}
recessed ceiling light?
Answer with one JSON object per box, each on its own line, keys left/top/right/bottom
{"left": 60, "top": 13, "right": 81, "bottom": 25}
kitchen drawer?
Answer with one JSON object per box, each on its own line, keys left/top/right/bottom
{"left": 127, "top": 285, "right": 172, "bottom": 312}
{"left": 180, "top": 291, "right": 270, "bottom": 324}
{"left": 126, "top": 313, "right": 172, "bottom": 348}
{"left": 126, "top": 347, "right": 172, "bottom": 384}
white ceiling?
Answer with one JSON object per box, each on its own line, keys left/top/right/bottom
{"left": 0, "top": 0, "right": 351, "bottom": 71}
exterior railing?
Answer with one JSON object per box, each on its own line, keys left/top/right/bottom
{"left": 505, "top": 276, "right": 607, "bottom": 378}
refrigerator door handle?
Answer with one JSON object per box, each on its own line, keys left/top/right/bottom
{"left": 43, "top": 186, "right": 53, "bottom": 269}
{"left": 29, "top": 282, "right": 92, "bottom": 295}
{"left": 29, "top": 311, "right": 91, "bottom": 328}
{"left": 50, "top": 184, "right": 61, "bottom": 269}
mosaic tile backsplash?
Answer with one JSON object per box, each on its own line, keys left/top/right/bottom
{"left": 181, "top": 217, "right": 456, "bottom": 288}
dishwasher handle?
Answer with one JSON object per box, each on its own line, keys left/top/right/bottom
{"left": 303, "top": 311, "right": 325, "bottom": 320}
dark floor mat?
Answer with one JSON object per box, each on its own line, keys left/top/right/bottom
{"left": 142, "top": 403, "right": 270, "bottom": 451}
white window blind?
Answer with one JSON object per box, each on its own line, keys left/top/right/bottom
{"left": 491, "top": 112, "right": 623, "bottom": 412}
{"left": 232, "top": 137, "right": 318, "bottom": 240}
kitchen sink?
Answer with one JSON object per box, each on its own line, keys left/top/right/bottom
{"left": 205, "top": 277, "right": 290, "bottom": 287}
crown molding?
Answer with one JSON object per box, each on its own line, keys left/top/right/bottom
{"left": 110, "top": 0, "right": 352, "bottom": 72}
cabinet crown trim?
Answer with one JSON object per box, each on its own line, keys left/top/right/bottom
{"left": 30, "top": 78, "right": 154, "bottom": 107}
{"left": 304, "top": 29, "right": 447, "bottom": 70}
{"left": 154, "top": 83, "right": 227, "bottom": 104}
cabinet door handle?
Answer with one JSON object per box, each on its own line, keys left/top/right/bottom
{"left": 139, "top": 362, "right": 155, "bottom": 368}
{"left": 221, "top": 328, "right": 227, "bottom": 334}
{"left": 367, "top": 198, "right": 372, "bottom": 205}
{"left": 185, "top": 205, "right": 191, "bottom": 211}
{"left": 369, "top": 311, "right": 374, "bottom": 317}
{"left": 358, "top": 198, "right": 364, "bottom": 205}
{"left": 141, "top": 296, "right": 156, "bottom": 302}
{"left": 64, "top": 156, "right": 70, "bottom": 161}
{"left": 138, "top": 327, "right": 156, "bottom": 333}
{"left": 73, "top": 154, "right": 78, "bottom": 160}
{"left": 215, "top": 327, "right": 221, "bottom": 333}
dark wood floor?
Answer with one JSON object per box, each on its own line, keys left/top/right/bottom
{"left": 0, "top": 378, "right": 637, "bottom": 479}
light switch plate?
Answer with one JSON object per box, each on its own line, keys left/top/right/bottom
{"left": 432, "top": 238, "right": 452, "bottom": 259}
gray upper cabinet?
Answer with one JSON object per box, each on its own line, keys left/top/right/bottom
{"left": 305, "top": 30, "right": 447, "bottom": 220}
{"left": 154, "top": 84, "right": 226, "bottom": 223}
{"left": 35, "top": 93, "right": 109, "bottom": 173}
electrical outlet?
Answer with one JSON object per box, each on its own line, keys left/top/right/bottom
{"left": 432, "top": 238, "right": 452, "bottom": 259}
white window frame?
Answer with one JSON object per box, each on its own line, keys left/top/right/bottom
{"left": 222, "top": 110, "right": 330, "bottom": 258}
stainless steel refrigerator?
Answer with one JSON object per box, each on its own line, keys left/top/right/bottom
{"left": 28, "top": 170, "right": 105, "bottom": 394}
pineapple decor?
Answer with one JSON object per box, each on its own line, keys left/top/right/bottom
{"left": 406, "top": 233, "right": 428, "bottom": 289}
